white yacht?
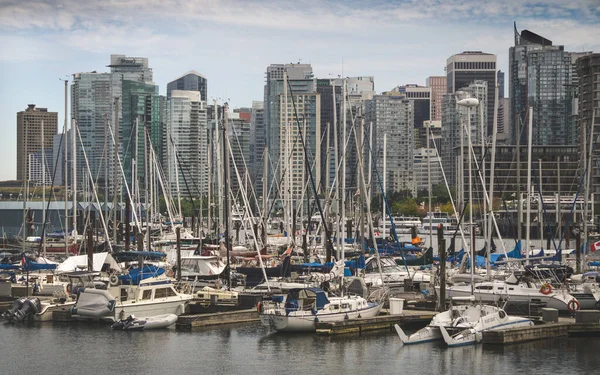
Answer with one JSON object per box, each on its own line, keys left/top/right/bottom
{"left": 421, "top": 210, "right": 458, "bottom": 233}
{"left": 259, "top": 287, "right": 381, "bottom": 332}
{"left": 437, "top": 273, "right": 580, "bottom": 312}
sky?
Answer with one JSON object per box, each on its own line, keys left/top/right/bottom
{"left": 0, "top": 0, "right": 599, "bottom": 181}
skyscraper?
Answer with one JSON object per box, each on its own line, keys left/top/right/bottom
{"left": 250, "top": 101, "right": 265, "bottom": 198}
{"left": 446, "top": 51, "right": 497, "bottom": 135}
{"left": 167, "top": 71, "right": 207, "bottom": 101}
{"left": 576, "top": 53, "right": 600, "bottom": 196}
{"left": 166, "top": 90, "right": 208, "bottom": 199}
{"left": 365, "top": 95, "right": 415, "bottom": 195}
{"left": 509, "top": 25, "right": 588, "bottom": 146}
{"left": 228, "top": 112, "right": 251, "bottom": 196}
{"left": 427, "top": 76, "right": 447, "bottom": 122}
{"left": 16, "top": 104, "right": 58, "bottom": 181}
{"left": 441, "top": 80, "right": 488, "bottom": 198}
{"left": 263, "top": 64, "right": 320, "bottom": 208}
{"left": 72, "top": 55, "right": 158, "bottom": 196}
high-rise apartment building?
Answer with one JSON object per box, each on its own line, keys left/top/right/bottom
{"left": 72, "top": 55, "right": 158, "bottom": 197}
{"left": 165, "top": 90, "right": 208, "bottom": 199}
{"left": 278, "top": 92, "right": 321, "bottom": 201}
{"left": 446, "top": 51, "right": 497, "bottom": 135}
{"left": 577, "top": 53, "right": 600, "bottom": 196}
{"left": 167, "top": 71, "right": 207, "bottom": 101}
{"left": 509, "top": 25, "right": 589, "bottom": 146}
{"left": 263, "top": 64, "right": 321, "bottom": 208}
{"left": 16, "top": 104, "right": 58, "bottom": 181}
{"left": 228, "top": 113, "right": 251, "bottom": 196}
{"left": 440, "top": 81, "right": 488, "bottom": 199}
{"left": 427, "top": 76, "right": 447, "bottom": 122}
{"left": 365, "top": 95, "right": 415, "bottom": 195}
{"left": 249, "top": 101, "right": 265, "bottom": 197}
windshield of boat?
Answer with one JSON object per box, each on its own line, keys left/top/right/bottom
{"left": 365, "top": 258, "right": 403, "bottom": 273}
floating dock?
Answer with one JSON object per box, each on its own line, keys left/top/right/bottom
{"left": 315, "top": 310, "right": 435, "bottom": 336}
{"left": 176, "top": 309, "right": 259, "bottom": 331}
{"left": 483, "top": 310, "right": 600, "bottom": 345}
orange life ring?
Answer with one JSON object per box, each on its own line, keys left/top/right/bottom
{"left": 567, "top": 299, "right": 580, "bottom": 312}
{"left": 540, "top": 283, "right": 552, "bottom": 295}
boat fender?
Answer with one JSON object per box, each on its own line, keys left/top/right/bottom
{"left": 314, "top": 317, "right": 319, "bottom": 324}
{"left": 344, "top": 314, "right": 349, "bottom": 320}
{"left": 567, "top": 299, "right": 580, "bottom": 312}
{"left": 475, "top": 331, "right": 483, "bottom": 343}
{"left": 540, "top": 283, "right": 552, "bottom": 295}
{"left": 109, "top": 275, "right": 120, "bottom": 287}
{"left": 256, "top": 302, "right": 262, "bottom": 313}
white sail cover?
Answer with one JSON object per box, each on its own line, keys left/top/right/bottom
{"left": 57, "top": 252, "right": 122, "bottom": 273}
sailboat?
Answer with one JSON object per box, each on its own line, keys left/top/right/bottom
{"left": 258, "top": 285, "right": 382, "bottom": 332}
{"left": 439, "top": 304, "right": 533, "bottom": 347}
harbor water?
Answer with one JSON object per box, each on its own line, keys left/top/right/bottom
{"left": 1, "top": 321, "right": 599, "bottom": 374}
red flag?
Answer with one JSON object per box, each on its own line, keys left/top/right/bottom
{"left": 591, "top": 240, "right": 600, "bottom": 252}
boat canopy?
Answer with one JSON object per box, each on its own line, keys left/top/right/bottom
{"left": 57, "top": 252, "right": 122, "bottom": 273}
{"left": 287, "top": 288, "right": 329, "bottom": 309}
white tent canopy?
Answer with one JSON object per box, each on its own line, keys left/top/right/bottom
{"left": 57, "top": 252, "right": 121, "bottom": 273}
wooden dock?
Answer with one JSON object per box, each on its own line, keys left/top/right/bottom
{"left": 176, "top": 309, "right": 259, "bottom": 331}
{"left": 483, "top": 311, "right": 600, "bottom": 345}
{"left": 315, "top": 310, "right": 435, "bottom": 336}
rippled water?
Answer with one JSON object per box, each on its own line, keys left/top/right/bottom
{"left": 2, "top": 321, "right": 599, "bottom": 375}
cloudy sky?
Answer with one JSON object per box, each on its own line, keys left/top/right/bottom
{"left": 1, "top": 0, "right": 599, "bottom": 180}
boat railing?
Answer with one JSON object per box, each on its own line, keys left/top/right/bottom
{"left": 172, "top": 280, "right": 194, "bottom": 295}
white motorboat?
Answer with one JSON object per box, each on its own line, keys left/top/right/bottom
{"left": 438, "top": 272, "right": 580, "bottom": 312}
{"left": 72, "top": 274, "right": 193, "bottom": 322}
{"left": 259, "top": 287, "right": 382, "bottom": 332}
{"left": 364, "top": 256, "right": 430, "bottom": 288}
{"left": 439, "top": 305, "right": 534, "bottom": 347}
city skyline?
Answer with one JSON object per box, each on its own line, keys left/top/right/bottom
{"left": 1, "top": 0, "right": 599, "bottom": 180}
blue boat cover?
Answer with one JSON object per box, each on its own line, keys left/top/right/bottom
{"left": 118, "top": 265, "right": 166, "bottom": 285}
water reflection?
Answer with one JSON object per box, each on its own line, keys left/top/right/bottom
{"left": 2, "top": 321, "right": 599, "bottom": 374}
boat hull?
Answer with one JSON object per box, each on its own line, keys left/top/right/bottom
{"left": 260, "top": 303, "right": 381, "bottom": 332}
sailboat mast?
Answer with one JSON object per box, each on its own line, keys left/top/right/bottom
{"left": 487, "top": 84, "right": 499, "bottom": 278}
{"left": 383, "top": 133, "right": 386, "bottom": 240}
{"left": 467, "top": 106, "right": 475, "bottom": 294}
{"left": 41, "top": 119, "right": 46, "bottom": 257}
{"left": 73, "top": 116, "right": 78, "bottom": 243}
{"left": 332, "top": 80, "right": 339, "bottom": 261}
{"left": 427, "top": 121, "right": 432, "bottom": 248}
{"left": 526, "top": 106, "right": 533, "bottom": 265}
{"left": 223, "top": 104, "right": 231, "bottom": 290}
{"left": 341, "top": 78, "right": 346, "bottom": 259}
{"left": 63, "top": 79, "right": 69, "bottom": 255}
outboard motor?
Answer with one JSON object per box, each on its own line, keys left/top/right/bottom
{"left": 12, "top": 297, "right": 41, "bottom": 322}
{"left": 2, "top": 297, "right": 27, "bottom": 322}
{"left": 111, "top": 315, "right": 136, "bottom": 330}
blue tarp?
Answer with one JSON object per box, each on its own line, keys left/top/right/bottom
{"left": 0, "top": 264, "right": 20, "bottom": 270}
{"left": 118, "top": 265, "right": 165, "bottom": 285}
{"left": 24, "top": 261, "right": 57, "bottom": 271}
